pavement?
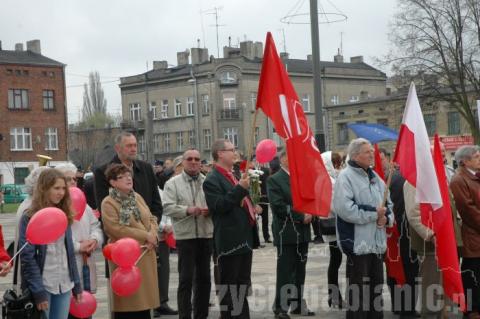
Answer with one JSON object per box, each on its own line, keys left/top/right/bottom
{"left": 0, "top": 212, "right": 464, "bottom": 318}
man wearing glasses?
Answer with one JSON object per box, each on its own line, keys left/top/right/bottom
{"left": 203, "top": 139, "right": 257, "bottom": 319}
{"left": 163, "top": 149, "right": 213, "bottom": 319}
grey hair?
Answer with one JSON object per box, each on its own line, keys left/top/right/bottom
{"left": 347, "top": 138, "right": 371, "bottom": 159}
{"left": 114, "top": 131, "right": 135, "bottom": 145}
{"left": 455, "top": 145, "right": 480, "bottom": 167}
{"left": 24, "top": 166, "right": 51, "bottom": 195}
{"left": 55, "top": 163, "right": 78, "bottom": 174}
{"left": 211, "top": 139, "right": 228, "bottom": 161}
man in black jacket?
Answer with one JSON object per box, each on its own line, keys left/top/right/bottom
{"left": 94, "top": 132, "right": 176, "bottom": 316}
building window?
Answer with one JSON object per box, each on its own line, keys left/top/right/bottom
{"left": 377, "top": 118, "right": 389, "bottom": 127}
{"left": 337, "top": 123, "right": 348, "bottom": 144}
{"left": 175, "top": 99, "right": 182, "bottom": 117}
{"left": 187, "top": 97, "right": 194, "bottom": 115}
{"left": 424, "top": 114, "right": 436, "bottom": 136}
{"left": 331, "top": 95, "right": 339, "bottom": 105}
{"left": 254, "top": 127, "right": 260, "bottom": 145}
{"left": 43, "top": 90, "right": 55, "bottom": 110}
{"left": 8, "top": 89, "right": 29, "bottom": 109}
{"left": 154, "top": 134, "right": 161, "bottom": 153}
{"left": 447, "top": 111, "right": 460, "bottom": 135}
{"left": 251, "top": 92, "right": 257, "bottom": 111}
{"left": 129, "top": 103, "right": 141, "bottom": 121}
{"left": 14, "top": 167, "right": 30, "bottom": 184}
{"left": 223, "top": 93, "right": 236, "bottom": 109}
{"left": 301, "top": 94, "right": 311, "bottom": 112}
{"left": 349, "top": 96, "right": 359, "bottom": 103}
{"left": 223, "top": 127, "right": 239, "bottom": 147}
{"left": 22, "top": 70, "right": 29, "bottom": 76}
{"left": 164, "top": 133, "right": 170, "bottom": 153}
{"left": 44, "top": 127, "right": 58, "bottom": 150}
{"left": 203, "top": 129, "right": 212, "bottom": 149}
{"left": 161, "top": 99, "right": 169, "bottom": 118}
{"left": 10, "top": 127, "right": 32, "bottom": 151}
{"left": 189, "top": 130, "right": 196, "bottom": 147}
{"left": 202, "top": 94, "right": 209, "bottom": 114}
{"left": 138, "top": 135, "right": 145, "bottom": 153}
{"left": 150, "top": 101, "right": 157, "bottom": 119}
{"left": 176, "top": 132, "right": 184, "bottom": 151}
{"left": 220, "top": 71, "right": 237, "bottom": 84}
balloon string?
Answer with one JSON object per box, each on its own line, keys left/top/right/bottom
{"left": 8, "top": 242, "right": 28, "bottom": 266}
{"left": 135, "top": 248, "right": 149, "bottom": 266}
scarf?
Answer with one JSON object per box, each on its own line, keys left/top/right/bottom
{"left": 109, "top": 188, "right": 141, "bottom": 226}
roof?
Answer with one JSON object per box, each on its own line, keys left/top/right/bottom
{"left": 0, "top": 49, "right": 64, "bottom": 67}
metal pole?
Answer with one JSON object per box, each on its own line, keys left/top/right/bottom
{"left": 309, "top": 0, "right": 326, "bottom": 152}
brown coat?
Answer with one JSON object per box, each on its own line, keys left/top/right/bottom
{"left": 450, "top": 167, "right": 480, "bottom": 258}
{"left": 101, "top": 192, "right": 160, "bottom": 312}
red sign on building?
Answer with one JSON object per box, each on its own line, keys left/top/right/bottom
{"left": 439, "top": 135, "right": 474, "bottom": 150}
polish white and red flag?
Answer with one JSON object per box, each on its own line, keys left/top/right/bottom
{"left": 256, "top": 32, "right": 331, "bottom": 216}
{"left": 393, "top": 83, "right": 465, "bottom": 309}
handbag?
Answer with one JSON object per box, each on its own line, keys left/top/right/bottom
{"left": 318, "top": 217, "right": 336, "bottom": 236}
{"left": 2, "top": 249, "right": 44, "bottom": 319}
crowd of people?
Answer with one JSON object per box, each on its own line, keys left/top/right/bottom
{"left": 0, "top": 130, "right": 479, "bottom": 319}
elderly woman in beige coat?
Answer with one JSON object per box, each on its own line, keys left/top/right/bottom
{"left": 101, "top": 163, "right": 160, "bottom": 319}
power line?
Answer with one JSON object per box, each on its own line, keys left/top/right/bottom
{"left": 66, "top": 79, "right": 120, "bottom": 88}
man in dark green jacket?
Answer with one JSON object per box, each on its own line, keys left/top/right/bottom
{"left": 203, "top": 139, "right": 256, "bottom": 319}
{"left": 267, "top": 151, "right": 314, "bottom": 319}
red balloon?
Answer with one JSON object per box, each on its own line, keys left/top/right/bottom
{"left": 165, "top": 232, "right": 176, "bottom": 249}
{"left": 255, "top": 139, "right": 277, "bottom": 164}
{"left": 69, "top": 291, "right": 97, "bottom": 318}
{"left": 111, "top": 266, "right": 142, "bottom": 297}
{"left": 26, "top": 207, "right": 68, "bottom": 245}
{"left": 111, "top": 238, "right": 141, "bottom": 268}
{"left": 70, "top": 187, "right": 86, "bottom": 221}
{"left": 103, "top": 243, "right": 116, "bottom": 261}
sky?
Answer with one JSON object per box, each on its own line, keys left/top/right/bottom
{"left": 1, "top": 0, "right": 397, "bottom": 123}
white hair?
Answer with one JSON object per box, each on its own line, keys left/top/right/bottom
{"left": 55, "top": 163, "right": 78, "bottom": 174}
{"left": 24, "top": 166, "right": 51, "bottom": 195}
{"left": 347, "top": 138, "right": 371, "bottom": 160}
{"left": 455, "top": 145, "right": 480, "bottom": 166}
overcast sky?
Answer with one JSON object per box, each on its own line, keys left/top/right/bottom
{"left": 2, "top": 0, "right": 397, "bottom": 123}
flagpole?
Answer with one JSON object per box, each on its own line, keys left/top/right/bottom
{"left": 381, "top": 161, "right": 394, "bottom": 207}
{"left": 245, "top": 109, "right": 259, "bottom": 170}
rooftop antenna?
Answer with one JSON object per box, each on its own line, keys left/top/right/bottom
{"left": 197, "top": 38, "right": 201, "bottom": 48}
{"left": 199, "top": 8, "right": 206, "bottom": 48}
{"left": 205, "top": 6, "right": 225, "bottom": 58}
{"left": 281, "top": 28, "right": 287, "bottom": 52}
{"left": 243, "top": 34, "right": 247, "bottom": 42}
{"left": 228, "top": 36, "right": 231, "bottom": 47}
{"left": 340, "top": 31, "right": 344, "bottom": 55}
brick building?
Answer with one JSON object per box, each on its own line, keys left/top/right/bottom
{"left": 0, "top": 40, "right": 68, "bottom": 184}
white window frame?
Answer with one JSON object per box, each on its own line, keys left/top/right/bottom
{"left": 150, "top": 101, "right": 157, "bottom": 119}
{"left": 202, "top": 94, "right": 209, "bottom": 114}
{"left": 176, "top": 132, "right": 184, "bottom": 151}
{"left": 43, "top": 90, "right": 55, "bottom": 110}
{"left": 45, "top": 127, "right": 58, "bottom": 150}
{"left": 189, "top": 130, "right": 195, "bottom": 147}
{"left": 187, "top": 97, "right": 194, "bottom": 115}
{"left": 154, "top": 134, "right": 161, "bottom": 153}
{"left": 330, "top": 95, "right": 339, "bottom": 105}
{"left": 203, "top": 129, "right": 212, "bottom": 149}
{"left": 164, "top": 133, "right": 170, "bottom": 153}
{"left": 8, "top": 89, "right": 29, "bottom": 109}
{"left": 301, "top": 94, "right": 311, "bottom": 112}
{"left": 349, "top": 96, "right": 359, "bottom": 103}
{"left": 161, "top": 99, "right": 169, "bottom": 118}
{"left": 175, "top": 99, "right": 182, "bottom": 117}
{"left": 223, "top": 127, "right": 239, "bottom": 147}
{"left": 223, "top": 93, "right": 236, "bottom": 109}
{"left": 129, "top": 103, "right": 141, "bottom": 121}
{"left": 10, "top": 127, "right": 32, "bottom": 151}
{"left": 250, "top": 92, "right": 257, "bottom": 111}
{"left": 220, "top": 71, "right": 237, "bottom": 83}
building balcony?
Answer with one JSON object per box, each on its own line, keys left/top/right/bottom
{"left": 120, "top": 119, "right": 145, "bottom": 130}
{"left": 219, "top": 108, "right": 241, "bottom": 120}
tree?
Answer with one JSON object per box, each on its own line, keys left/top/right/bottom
{"left": 80, "top": 71, "right": 112, "bottom": 128}
{"left": 387, "top": 0, "right": 480, "bottom": 143}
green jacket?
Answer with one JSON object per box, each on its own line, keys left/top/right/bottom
{"left": 203, "top": 167, "right": 253, "bottom": 256}
{"left": 267, "top": 168, "right": 311, "bottom": 247}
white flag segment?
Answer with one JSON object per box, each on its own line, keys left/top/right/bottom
{"left": 403, "top": 83, "right": 443, "bottom": 209}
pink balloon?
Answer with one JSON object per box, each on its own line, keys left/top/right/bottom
{"left": 69, "top": 291, "right": 97, "bottom": 318}
{"left": 255, "top": 139, "right": 278, "bottom": 164}
{"left": 111, "top": 238, "right": 141, "bottom": 268}
{"left": 165, "top": 232, "right": 176, "bottom": 249}
{"left": 26, "top": 207, "right": 68, "bottom": 245}
{"left": 111, "top": 266, "right": 142, "bottom": 297}
{"left": 69, "top": 187, "right": 86, "bottom": 221}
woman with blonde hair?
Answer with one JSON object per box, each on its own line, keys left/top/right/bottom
{"left": 18, "top": 168, "right": 82, "bottom": 319}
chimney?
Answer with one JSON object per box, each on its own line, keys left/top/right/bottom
{"left": 15, "top": 43, "right": 24, "bottom": 51}
{"left": 334, "top": 49, "right": 344, "bottom": 63}
{"left": 254, "top": 42, "right": 263, "bottom": 59}
{"left": 223, "top": 46, "right": 241, "bottom": 58}
{"left": 307, "top": 54, "right": 313, "bottom": 61}
{"left": 177, "top": 49, "right": 190, "bottom": 66}
{"left": 153, "top": 61, "right": 168, "bottom": 70}
{"left": 0, "top": 41, "right": 2, "bottom": 50}
{"left": 191, "top": 47, "right": 209, "bottom": 64}
{"left": 280, "top": 52, "right": 289, "bottom": 60}
{"left": 240, "top": 41, "right": 255, "bottom": 60}
{"left": 26, "top": 39, "right": 41, "bottom": 54}
{"left": 350, "top": 56, "right": 364, "bottom": 63}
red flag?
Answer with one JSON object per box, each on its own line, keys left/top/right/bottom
{"left": 256, "top": 32, "right": 332, "bottom": 216}
{"left": 373, "top": 144, "right": 406, "bottom": 286}
{"left": 428, "top": 135, "right": 465, "bottom": 310}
